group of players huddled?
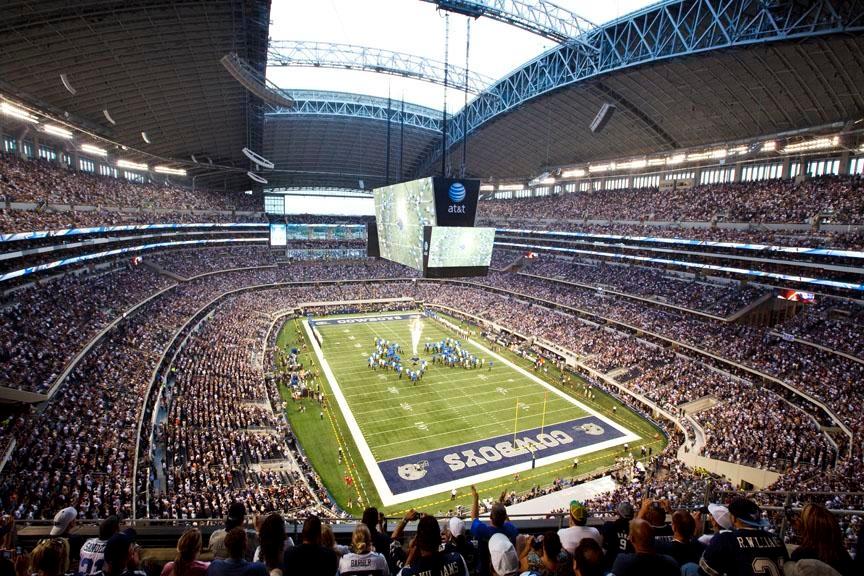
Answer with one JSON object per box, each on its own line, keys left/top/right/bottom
{"left": 367, "top": 337, "right": 427, "bottom": 383}
{"left": 366, "top": 336, "right": 491, "bottom": 384}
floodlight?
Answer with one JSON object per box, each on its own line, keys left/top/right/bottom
{"left": 154, "top": 165, "right": 187, "bottom": 176}
{"left": 1, "top": 102, "right": 39, "bottom": 123}
{"left": 42, "top": 124, "right": 73, "bottom": 139}
{"left": 560, "top": 168, "right": 586, "bottom": 178}
{"left": 80, "top": 144, "right": 107, "bottom": 157}
{"left": 117, "top": 159, "right": 148, "bottom": 171}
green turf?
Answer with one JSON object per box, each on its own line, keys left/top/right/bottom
{"left": 276, "top": 311, "right": 667, "bottom": 516}
{"left": 317, "top": 317, "right": 588, "bottom": 461}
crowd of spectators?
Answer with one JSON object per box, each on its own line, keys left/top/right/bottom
{"left": 0, "top": 208, "right": 266, "bottom": 234}
{"left": 0, "top": 265, "right": 173, "bottom": 393}
{"left": 479, "top": 175, "right": 864, "bottom": 224}
{"left": 521, "top": 258, "right": 765, "bottom": 316}
{"left": 0, "top": 153, "right": 257, "bottom": 211}
{"left": 149, "top": 247, "right": 278, "bottom": 278}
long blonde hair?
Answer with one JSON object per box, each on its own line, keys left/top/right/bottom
{"left": 351, "top": 524, "right": 373, "bottom": 554}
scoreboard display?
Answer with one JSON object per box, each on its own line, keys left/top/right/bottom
{"left": 373, "top": 176, "right": 493, "bottom": 277}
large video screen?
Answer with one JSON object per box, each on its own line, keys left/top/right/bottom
{"left": 373, "top": 178, "right": 437, "bottom": 271}
{"left": 426, "top": 227, "right": 495, "bottom": 268}
{"left": 269, "top": 223, "right": 287, "bottom": 246}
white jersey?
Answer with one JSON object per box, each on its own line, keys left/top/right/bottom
{"left": 338, "top": 551, "right": 390, "bottom": 576}
{"left": 77, "top": 537, "right": 108, "bottom": 576}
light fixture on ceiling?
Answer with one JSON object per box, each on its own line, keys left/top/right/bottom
{"left": 117, "top": 159, "right": 148, "bottom": 171}
{"left": 242, "top": 147, "right": 274, "bottom": 169}
{"left": 103, "top": 108, "right": 116, "bottom": 125}
{"left": 1, "top": 102, "right": 39, "bottom": 123}
{"left": 479, "top": 184, "right": 495, "bottom": 191}
{"left": 247, "top": 171, "right": 268, "bottom": 184}
{"left": 60, "top": 73, "right": 77, "bottom": 95}
{"left": 560, "top": 168, "right": 586, "bottom": 178}
{"left": 141, "top": 132, "right": 151, "bottom": 144}
{"left": 42, "top": 124, "right": 74, "bottom": 139}
{"left": 781, "top": 136, "right": 840, "bottom": 154}
{"left": 761, "top": 141, "right": 777, "bottom": 152}
{"left": 154, "top": 165, "right": 187, "bottom": 176}
{"left": 498, "top": 183, "right": 525, "bottom": 191}
{"left": 80, "top": 144, "right": 107, "bottom": 157}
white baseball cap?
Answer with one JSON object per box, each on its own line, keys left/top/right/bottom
{"left": 708, "top": 503, "right": 733, "bottom": 530}
{"left": 448, "top": 517, "right": 465, "bottom": 537}
{"left": 51, "top": 507, "right": 77, "bottom": 536}
{"left": 489, "top": 533, "right": 519, "bottom": 576}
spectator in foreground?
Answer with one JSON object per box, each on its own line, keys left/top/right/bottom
{"left": 571, "top": 539, "right": 604, "bottom": 576}
{"left": 338, "top": 525, "right": 389, "bottom": 576}
{"left": 517, "top": 531, "right": 573, "bottom": 576}
{"left": 697, "top": 504, "right": 732, "bottom": 546}
{"left": 161, "top": 528, "right": 208, "bottom": 576}
{"left": 31, "top": 539, "right": 65, "bottom": 576}
{"left": 470, "top": 485, "right": 518, "bottom": 576}
{"left": 206, "top": 528, "right": 266, "bottom": 576}
{"left": 609, "top": 518, "right": 678, "bottom": 576}
{"left": 256, "top": 514, "right": 287, "bottom": 575}
{"left": 443, "top": 517, "right": 476, "bottom": 572}
{"left": 789, "top": 503, "right": 854, "bottom": 576}
{"left": 320, "top": 525, "right": 349, "bottom": 558}
{"left": 210, "top": 503, "right": 258, "bottom": 562}
{"left": 78, "top": 516, "right": 120, "bottom": 576}
{"left": 397, "top": 515, "right": 468, "bottom": 576}
{"left": 558, "top": 501, "right": 602, "bottom": 555}
{"left": 91, "top": 533, "right": 141, "bottom": 576}
{"left": 281, "top": 516, "right": 337, "bottom": 576}
{"left": 599, "top": 501, "right": 633, "bottom": 568}
{"left": 698, "top": 497, "right": 788, "bottom": 576}
{"left": 657, "top": 510, "right": 704, "bottom": 567}
{"left": 362, "top": 508, "right": 391, "bottom": 564}
{"left": 488, "top": 533, "right": 519, "bottom": 576}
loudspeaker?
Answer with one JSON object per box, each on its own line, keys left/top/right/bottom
{"left": 590, "top": 102, "right": 616, "bottom": 133}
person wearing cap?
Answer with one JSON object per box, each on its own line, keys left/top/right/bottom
{"left": 397, "top": 515, "right": 468, "bottom": 576}
{"left": 697, "top": 504, "right": 733, "bottom": 546}
{"left": 209, "top": 503, "right": 259, "bottom": 562}
{"left": 609, "top": 518, "right": 678, "bottom": 576}
{"left": 44, "top": 507, "right": 79, "bottom": 574}
{"left": 443, "top": 516, "right": 476, "bottom": 573}
{"left": 697, "top": 497, "right": 788, "bottom": 576}
{"left": 487, "top": 533, "right": 519, "bottom": 576}
{"left": 469, "top": 485, "right": 518, "bottom": 576}
{"left": 599, "top": 501, "right": 633, "bottom": 569}
{"left": 77, "top": 515, "right": 120, "bottom": 576}
{"left": 558, "top": 501, "right": 602, "bottom": 556}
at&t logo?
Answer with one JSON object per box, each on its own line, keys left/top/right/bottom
{"left": 448, "top": 182, "right": 466, "bottom": 213}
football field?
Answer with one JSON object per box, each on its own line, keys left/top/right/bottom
{"left": 304, "top": 311, "right": 639, "bottom": 506}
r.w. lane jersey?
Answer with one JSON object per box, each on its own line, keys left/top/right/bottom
{"left": 699, "top": 528, "right": 788, "bottom": 576}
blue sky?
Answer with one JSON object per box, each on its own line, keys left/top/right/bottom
{"left": 266, "top": 0, "right": 658, "bottom": 110}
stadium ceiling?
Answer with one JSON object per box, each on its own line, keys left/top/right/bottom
{"left": 267, "top": 0, "right": 864, "bottom": 189}
{"left": 268, "top": 41, "right": 494, "bottom": 94}
{"left": 262, "top": 91, "right": 442, "bottom": 190}
{"left": 0, "top": 0, "right": 271, "bottom": 189}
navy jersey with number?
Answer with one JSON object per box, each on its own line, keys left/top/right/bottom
{"left": 699, "top": 528, "right": 788, "bottom": 576}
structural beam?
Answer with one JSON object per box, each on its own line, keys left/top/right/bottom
{"left": 416, "top": 0, "right": 864, "bottom": 175}
{"left": 420, "top": 0, "right": 596, "bottom": 44}
{"left": 266, "top": 90, "right": 443, "bottom": 133}
{"left": 268, "top": 41, "right": 494, "bottom": 94}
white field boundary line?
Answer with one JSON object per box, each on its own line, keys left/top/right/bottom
{"left": 306, "top": 316, "right": 641, "bottom": 506}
